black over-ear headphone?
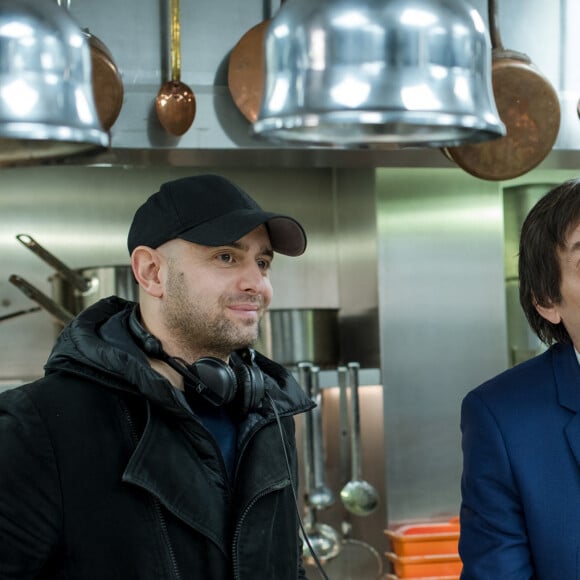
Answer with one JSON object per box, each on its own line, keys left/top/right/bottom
{"left": 128, "top": 306, "right": 267, "bottom": 417}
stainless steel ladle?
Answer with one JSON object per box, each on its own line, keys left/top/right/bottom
{"left": 298, "top": 362, "right": 341, "bottom": 566}
{"left": 308, "top": 365, "right": 335, "bottom": 511}
{"left": 339, "top": 362, "right": 380, "bottom": 516}
{"left": 302, "top": 504, "right": 341, "bottom": 566}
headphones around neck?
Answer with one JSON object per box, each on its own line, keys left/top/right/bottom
{"left": 127, "top": 306, "right": 267, "bottom": 417}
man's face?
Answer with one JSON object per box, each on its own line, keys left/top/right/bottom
{"left": 159, "top": 225, "right": 273, "bottom": 358}
{"left": 536, "top": 221, "right": 580, "bottom": 350}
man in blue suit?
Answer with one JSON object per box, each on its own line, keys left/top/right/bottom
{"left": 460, "top": 178, "right": 580, "bottom": 579}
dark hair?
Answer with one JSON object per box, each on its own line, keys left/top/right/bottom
{"left": 519, "top": 178, "right": 580, "bottom": 345}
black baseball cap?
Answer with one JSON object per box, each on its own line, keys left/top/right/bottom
{"left": 127, "top": 174, "right": 307, "bottom": 256}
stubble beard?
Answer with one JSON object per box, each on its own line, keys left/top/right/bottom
{"left": 162, "top": 265, "right": 262, "bottom": 358}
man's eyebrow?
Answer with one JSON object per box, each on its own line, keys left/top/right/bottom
{"left": 226, "top": 241, "right": 274, "bottom": 257}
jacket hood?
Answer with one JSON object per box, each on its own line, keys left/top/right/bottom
{"left": 45, "top": 297, "right": 314, "bottom": 419}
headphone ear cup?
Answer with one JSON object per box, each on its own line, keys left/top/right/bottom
{"left": 233, "top": 363, "right": 266, "bottom": 417}
{"left": 186, "top": 357, "right": 238, "bottom": 407}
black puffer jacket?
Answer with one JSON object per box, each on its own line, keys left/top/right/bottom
{"left": 0, "top": 297, "right": 314, "bottom": 580}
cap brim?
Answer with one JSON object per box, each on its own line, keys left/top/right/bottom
{"left": 177, "top": 209, "right": 307, "bottom": 257}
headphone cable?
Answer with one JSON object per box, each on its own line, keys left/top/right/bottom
{"left": 266, "top": 392, "right": 331, "bottom": 580}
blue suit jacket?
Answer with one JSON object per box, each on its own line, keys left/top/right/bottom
{"left": 460, "top": 342, "right": 580, "bottom": 580}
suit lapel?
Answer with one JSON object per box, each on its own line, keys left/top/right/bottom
{"left": 554, "top": 344, "right": 580, "bottom": 466}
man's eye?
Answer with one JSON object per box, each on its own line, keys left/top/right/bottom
{"left": 218, "top": 253, "right": 233, "bottom": 263}
{"left": 257, "top": 259, "right": 271, "bottom": 271}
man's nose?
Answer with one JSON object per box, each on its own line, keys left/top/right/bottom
{"left": 238, "top": 262, "right": 266, "bottom": 292}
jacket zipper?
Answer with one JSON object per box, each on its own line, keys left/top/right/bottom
{"left": 121, "top": 401, "right": 182, "bottom": 580}
{"left": 152, "top": 496, "right": 183, "bottom": 580}
{"left": 231, "top": 480, "right": 290, "bottom": 580}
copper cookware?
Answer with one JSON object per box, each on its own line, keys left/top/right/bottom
{"left": 442, "top": 0, "right": 561, "bottom": 180}
{"left": 228, "top": 2, "right": 280, "bottom": 123}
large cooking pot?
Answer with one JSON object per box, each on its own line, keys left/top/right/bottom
{"left": 254, "top": 308, "right": 339, "bottom": 368}
{"left": 11, "top": 234, "right": 137, "bottom": 324}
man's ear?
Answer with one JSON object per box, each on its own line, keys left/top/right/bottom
{"left": 131, "top": 246, "right": 164, "bottom": 298}
{"left": 534, "top": 300, "right": 562, "bottom": 325}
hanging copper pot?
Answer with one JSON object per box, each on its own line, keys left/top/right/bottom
{"left": 442, "top": 0, "right": 561, "bottom": 180}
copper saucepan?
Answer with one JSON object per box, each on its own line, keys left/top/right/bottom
{"left": 86, "top": 29, "right": 124, "bottom": 132}
{"left": 228, "top": 1, "right": 282, "bottom": 123}
{"left": 442, "top": 0, "right": 561, "bottom": 181}
{"left": 57, "top": 0, "right": 124, "bottom": 131}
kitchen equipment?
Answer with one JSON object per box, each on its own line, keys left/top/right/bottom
{"left": 323, "top": 536, "right": 383, "bottom": 579}
{"left": 308, "top": 365, "right": 335, "bottom": 511}
{"left": 227, "top": 1, "right": 275, "bottom": 123}
{"left": 9, "top": 275, "right": 74, "bottom": 326}
{"left": 84, "top": 28, "right": 124, "bottom": 132}
{"left": 14, "top": 234, "right": 137, "bottom": 319}
{"left": 386, "top": 551, "right": 463, "bottom": 578}
{"left": 252, "top": 0, "right": 506, "bottom": 147}
{"left": 155, "top": 0, "right": 196, "bottom": 136}
{"left": 442, "top": 0, "right": 561, "bottom": 180}
{"left": 0, "top": 0, "right": 108, "bottom": 165}
{"left": 298, "top": 363, "right": 341, "bottom": 570}
{"left": 0, "top": 306, "right": 41, "bottom": 323}
{"left": 385, "top": 518, "right": 460, "bottom": 557}
{"left": 56, "top": 0, "right": 124, "bottom": 132}
{"left": 320, "top": 365, "right": 383, "bottom": 579}
{"left": 340, "top": 362, "right": 379, "bottom": 516}
{"left": 302, "top": 503, "right": 341, "bottom": 568}
{"left": 254, "top": 308, "right": 339, "bottom": 368}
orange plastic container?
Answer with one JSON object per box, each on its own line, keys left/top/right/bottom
{"left": 385, "top": 519, "right": 460, "bottom": 557}
{"left": 386, "top": 552, "right": 463, "bottom": 578}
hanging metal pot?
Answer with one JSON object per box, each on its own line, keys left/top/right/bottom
{"left": 11, "top": 234, "right": 137, "bottom": 323}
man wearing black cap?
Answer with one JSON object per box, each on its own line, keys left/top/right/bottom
{"left": 0, "top": 175, "right": 313, "bottom": 579}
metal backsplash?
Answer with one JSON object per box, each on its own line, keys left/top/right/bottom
{"left": 376, "top": 169, "right": 510, "bottom": 523}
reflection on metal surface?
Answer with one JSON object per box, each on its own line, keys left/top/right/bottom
{"left": 253, "top": 0, "right": 505, "bottom": 147}
{"left": 255, "top": 308, "right": 339, "bottom": 368}
{"left": 376, "top": 170, "right": 508, "bottom": 523}
{"left": 0, "top": 0, "right": 108, "bottom": 165}
{"left": 502, "top": 183, "right": 555, "bottom": 366}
